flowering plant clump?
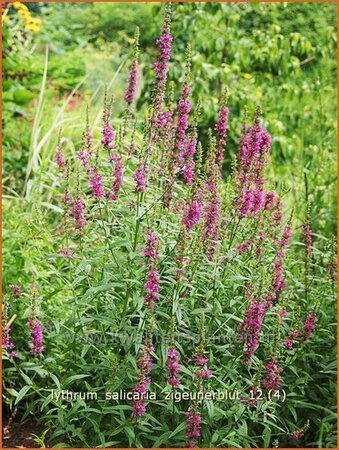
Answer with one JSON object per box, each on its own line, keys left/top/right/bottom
{"left": 2, "top": 3, "right": 336, "bottom": 449}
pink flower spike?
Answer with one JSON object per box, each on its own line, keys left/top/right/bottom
{"left": 134, "top": 163, "right": 147, "bottom": 193}
{"left": 88, "top": 168, "right": 105, "bottom": 199}
{"left": 27, "top": 318, "right": 44, "bottom": 354}
{"left": 195, "top": 355, "right": 208, "bottom": 366}
{"left": 10, "top": 284, "right": 22, "bottom": 298}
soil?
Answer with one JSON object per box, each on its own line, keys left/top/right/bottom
{"left": 2, "top": 417, "right": 48, "bottom": 448}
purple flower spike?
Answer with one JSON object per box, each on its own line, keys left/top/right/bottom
{"left": 2, "top": 325, "right": 17, "bottom": 358}
{"left": 27, "top": 318, "right": 44, "bottom": 354}
{"left": 134, "top": 163, "right": 147, "bottom": 193}
{"left": 167, "top": 347, "right": 181, "bottom": 387}
{"left": 182, "top": 201, "right": 202, "bottom": 232}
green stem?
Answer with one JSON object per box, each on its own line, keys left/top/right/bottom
{"left": 121, "top": 191, "right": 145, "bottom": 328}
{"left": 98, "top": 199, "right": 119, "bottom": 268}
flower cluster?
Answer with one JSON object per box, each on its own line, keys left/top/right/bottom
{"left": 70, "top": 199, "right": 86, "bottom": 232}
{"left": 194, "top": 368, "right": 213, "bottom": 378}
{"left": 182, "top": 200, "right": 202, "bottom": 232}
{"left": 276, "top": 226, "right": 292, "bottom": 247}
{"left": 185, "top": 408, "right": 202, "bottom": 448}
{"left": 10, "top": 284, "right": 22, "bottom": 298}
{"left": 125, "top": 27, "right": 139, "bottom": 109}
{"left": 215, "top": 104, "right": 229, "bottom": 165}
{"left": 58, "top": 249, "right": 75, "bottom": 259}
{"left": 144, "top": 268, "right": 160, "bottom": 310}
{"left": 194, "top": 355, "right": 212, "bottom": 379}
{"left": 143, "top": 229, "right": 158, "bottom": 261}
{"left": 240, "top": 298, "right": 271, "bottom": 363}
{"left": 108, "top": 156, "right": 124, "bottom": 201}
{"left": 328, "top": 259, "right": 337, "bottom": 281}
{"left": 235, "top": 114, "right": 274, "bottom": 219}
{"left": 288, "top": 421, "right": 310, "bottom": 441}
{"left": 272, "top": 257, "right": 287, "bottom": 299}
{"left": 238, "top": 189, "right": 265, "bottom": 218}
{"left": 62, "top": 191, "right": 73, "bottom": 206}
{"left": 157, "top": 33, "right": 173, "bottom": 60}
{"left": 55, "top": 146, "right": 67, "bottom": 175}
{"left": 125, "top": 27, "right": 139, "bottom": 115}
{"left": 101, "top": 106, "right": 115, "bottom": 151}
{"left": 2, "top": 325, "right": 17, "bottom": 358}
{"left": 125, "top": 61, "right": 138, "bottom": 106}
{"left": 13, "top": 2, "right": 42, "bottom": 33}
{"left": 27, "top": 318, "right": 44, "bottom": 354}
{"left": 134, "top": 163, "right": 147, "bottom": 193}
{"left": 182, "top": 137, "right": 197, "bottom": 185}
{"left": 167, "top": 348, "right": 181, "bottom": 387}
{"left": 302, "top": 222, "right": 312, "bottom": 255}
{"left": 202, "top": 194, "right": 220, "bottom": 260}
{"left": 302, "top": 312, "right": 317, "bottom": 341}
{"left": 239, "top": 117, "right": 271, "bottom": 176}
{"left": 77, "top": 124, "right": 93, "bottom": 168}
{"left": 236, "top": 239, "right": 252, "bottom": 254}
{"left": 132, "top": 344, "right": 154, "bottom": 416}
{"left": 262, "top": 358, "right": 283, "bottom": 391}
{"left": 88, "top": 168, "right": 105, "bottom": 199}
{"left": 289, "top": 430, "right": 303, "bottom": 440}
{"left": 152, "top": 5, "right": 173, "bottom": 128}
{"left": 277, "top": 307, "right": 288, "bottom": 320}
{"left": 283, "top": 330, "right": 300, "bottom": 349}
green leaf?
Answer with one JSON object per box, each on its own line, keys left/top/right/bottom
{"left": 50, "top": 373, "right": 61, "bottom": 390}
{"left": 13, "top": 88, "right": 34, "bottom": 105}
{"left": 152, "top": 431, "right": 173, "bottom": 448}
{"left": 15, "top": 385, "right": 31, "bottom": 405}
{"left": 263, "top": 426, "right": 271, "bottom": 448}
{"left": 64, "top": 374, "right": 90, "bottom": 386}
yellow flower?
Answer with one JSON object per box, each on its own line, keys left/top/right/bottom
{"left": 13, "top": 2, "right": 28, "bottom": 11}
{"left": 30, "top": 17, "right": 42, "bottom": 26}
{"left": 2, "top": 14, "right": 10, "bottom": 24}
{"left": 255, "top": 88, "right": 263, "bottom": 100}
{"left": 18, "top": 9, "right": 31, "bottom": 19}
{"left": 26, "top": 22, "right": 40, "bottom": 33}
{"left": 243, "top": 73, "right": 253, "bottom": 80}
{"left": 26, "top": 16, "right": 42, "bottom": 31}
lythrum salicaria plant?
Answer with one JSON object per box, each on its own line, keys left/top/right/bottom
{"left": 49, "top": 4, "right": 325, "bottom": 447}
